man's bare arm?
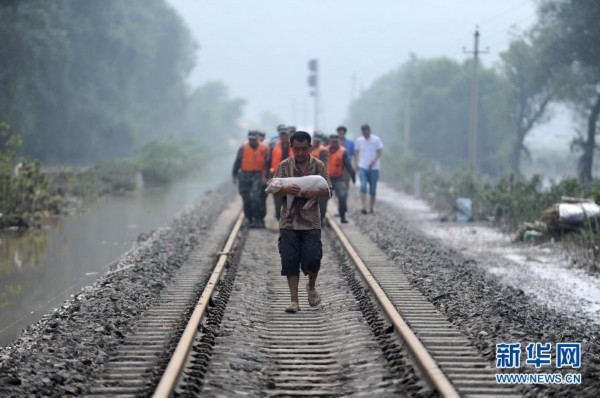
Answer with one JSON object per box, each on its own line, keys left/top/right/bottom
{"left": 369, "top": 148, "right": 382, "bottom": 169}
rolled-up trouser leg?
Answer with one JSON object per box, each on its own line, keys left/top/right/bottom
{"left": 238, "top": 172, "right": 253, "bottom": 220}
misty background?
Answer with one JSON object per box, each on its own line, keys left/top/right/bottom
{"left": 4, "top": 0, "right": 600, "bottom": 352}
{"left": 1, "top": 0, "right": 598, "bottom": 179}
{"left": 167, "top": 0, "right": 568, "bottom": 148}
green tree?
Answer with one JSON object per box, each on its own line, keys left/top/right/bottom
{"left": 0, "top": 123, "right": 56, "bottom": 227}
{"left": 536, "top": 0, "right": 600, "bottom": 182}
{"left": 0, "top": 0, "right": 238, "bottom": 164}
{"left": 182, "top": 81, "right": 245, "bottom": 145}
{"left": 499, "top": 32, "right": 555, "bottom": 176}
{"left": 347, "top": 57, "right": 513, "bottom": 175}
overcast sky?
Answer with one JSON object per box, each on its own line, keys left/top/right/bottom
{"left": 167, "top": 0, "right": 538, "bottom": 134}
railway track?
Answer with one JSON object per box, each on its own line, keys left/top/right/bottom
{"left": 88, "top": 199, "right": 522, "bottom": 397}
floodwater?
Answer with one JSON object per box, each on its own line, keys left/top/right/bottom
{"left": 0, "top": 154, "right": 231, "bottom": 346}
{"left": 376, "top": 182, "right": 600, "bottom": 325}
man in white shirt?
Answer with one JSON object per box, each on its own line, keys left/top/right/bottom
{"left": 354, "top": 124, "right": 383, "bottom": 214}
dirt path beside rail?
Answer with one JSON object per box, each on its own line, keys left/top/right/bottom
{"left": 348, "top": 184, "right": 600, "bottom": 397}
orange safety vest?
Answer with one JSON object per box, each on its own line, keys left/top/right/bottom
{"left": 326, "top": 145, "right": 346, "bottom": 178}
{"left": 310, "top": 144, "right": 326, "bottom": 159}
{"left": 270, "top": 141, "right": 293, "bottom": 174}
{"left": 241, "top": 141, "right": 268, "bottom": 172}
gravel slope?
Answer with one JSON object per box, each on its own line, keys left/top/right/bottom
{"left": 349, "top": 195, "right": 600, "bottom": 397}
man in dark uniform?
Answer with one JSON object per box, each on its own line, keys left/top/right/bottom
{"left": 337, "top": 125, "right": 355, "bottom": 192}
{"left": 326, "top": 134, "right": 355, "bottom": 223}
{"left": 232, "top": 131, "right": 268, "bottom": 228}
{"left": 273, "top": 131, "right": 332, "bottom": 313}
{"left": 266, "top": 126, "right": 293, "bottom": 220}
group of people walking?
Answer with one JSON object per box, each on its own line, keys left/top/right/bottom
{"left": 232, "top": 124, "right": 383, "bottom": 226}
{"left": 231, "top": 123, "right": 383, "bottom": 313}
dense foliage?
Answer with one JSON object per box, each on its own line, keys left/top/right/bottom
{"left": 137, "top": 139, "right": 208, "bottom": 187}
{"left": 0, "top": 124, "right": 59, "bottom": 228}
{"left": 0, "top": 0, "right": 243, "bottom": 164}
{"left": 536, "top": 0, "right": 600, "bottom": 182}
{"left": 346, "top": 57, "right": 513, "bottom": 176}
{"left": 347, "top": 0, "right": 600, "bottom": 182}
{"left": 383, "top": 144, "right": 599, "bottom": 232}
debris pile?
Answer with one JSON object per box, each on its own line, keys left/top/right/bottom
{"left": 516, "top": 197, "right": 600, "bottom": 241}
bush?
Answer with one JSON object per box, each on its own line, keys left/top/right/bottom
{"left": 137, "top": 139, "right": 209, "bottom": 187}
{"left": 383, "top": 144, "right": 600, "bottom": 231}
{"left": 94, "top": 160, "right": 138, "bottom": 194}
{"left": 0, "top": 123, "right": 58, "bottom": 228}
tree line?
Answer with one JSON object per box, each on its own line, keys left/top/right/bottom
{"left": 346, "top": 0, "right": 600, "bottom": 182}
{"left": 0, "top": 0, "right": 244, "bottom": 164}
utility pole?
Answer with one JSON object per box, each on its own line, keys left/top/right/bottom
{"left": 308, "top": 59, "right": 319, "bottom": 130}
{"left": 463, "top": 26, "right": 488, "bottom": 173}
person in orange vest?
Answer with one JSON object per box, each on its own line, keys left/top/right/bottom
{"left": 310, "top": 133, "right": 328, "bottom": 163}
{"left": 232, "top": 130, "right": 268, "bottom": 228}
{"left": 336, "top": 125, "right": 355, "bottom": 192}
{"left": 266, "top": 126, "right": 293, "bottom": 220}
{"left": 327, "top": 134, "right": 355, "bottom": 223}
{"left": 310, "top": 133, "right": 329, "bottom": 223}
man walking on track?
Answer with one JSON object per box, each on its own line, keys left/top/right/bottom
{"left": 327, "top": 134, "right": 355, "bottom": 223}
{"left": 355, "top": 124, "right": 383, "bottom": 214}
{"left": 232, "top": 131, "right": 268, "bottom": 228}
{"left": 272, "top": 131, "right": 332, "bottom": 313}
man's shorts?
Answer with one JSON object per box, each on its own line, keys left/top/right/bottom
{"left": 359, "top": 168, "right": 379, "bottom": 196}
{"left": 278, "top": 229, "right": 322, "bottom": 276}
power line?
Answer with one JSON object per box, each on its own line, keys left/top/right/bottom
{"left": 479, "top": 14, "right": 538, "bottom": 60}
{"left": 483, "top": 12, "right": 538, "bottom": 47}
{"left": 442, "top": 0, "right": 535, "bottom": 52}
{"left": 479, "top": 0, "right": 532, "bottom": 25}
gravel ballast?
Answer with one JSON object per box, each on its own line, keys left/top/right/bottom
{"left": 349, "top": 194, "right": 600, "bottom": 397}
{"left": 184, "top": 220, "right": 423, "bottom": 396}
{"left": 0, "top": 184, "right": 236, "bottom": 397}
{"left": 3, "top": 178, "right": 599, "bottom": 397}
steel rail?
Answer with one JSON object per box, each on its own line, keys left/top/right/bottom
{"left": 326, "top": 214, "right": 460, "bottom": 398}
{"left": 153, "top": 212, "right": 245, "bottom": 398}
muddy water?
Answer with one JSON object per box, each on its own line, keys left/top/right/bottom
{"left": 0, "top": 156, "right": 232, "bottom": 346}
